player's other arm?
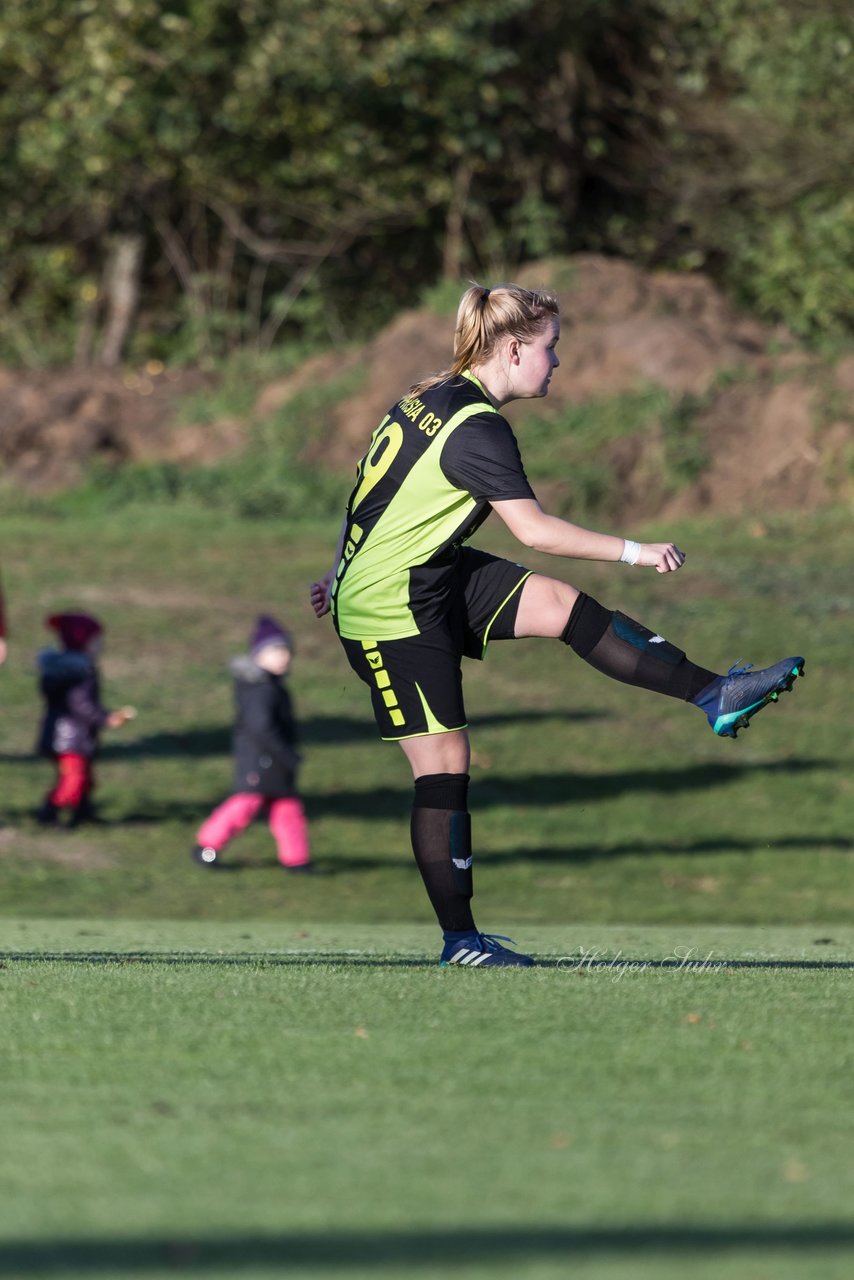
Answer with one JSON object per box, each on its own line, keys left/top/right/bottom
{"left": 310, "top": 517, "right": 347, "bottom": 618}
{"left": 491, "top": 498, "right": 685, "bottom": 574}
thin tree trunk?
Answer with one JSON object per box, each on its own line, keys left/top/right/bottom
{"left": 73, "top": 287, "right": 100, "bottom": 368}
{"left": 245, "top": 259, "right": 269, "bottom": 348}
{"left": 442, "top": 163, "right": 472, "bottom": 280}
{"left": 99, "top": 233, "right": 144, "bottom": 367}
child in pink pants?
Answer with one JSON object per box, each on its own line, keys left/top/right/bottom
{"left": 193, "top": 615, "right": 312, "bottom": 872}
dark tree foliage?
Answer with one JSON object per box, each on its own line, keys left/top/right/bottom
{"left": 0, "top": 0, "right": 850, "bottom": 366}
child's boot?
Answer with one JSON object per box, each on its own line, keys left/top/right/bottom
{"left": 192, "top": 844, "right": 220, "bottom": 868}
{"left": 35, "top": 799, "right": 59, "bottom": 826}
{"left": 67, "top": 796, "right": 99, "bottom": 829}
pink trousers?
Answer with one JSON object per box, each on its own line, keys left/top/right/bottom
{"left": 196, "top": 793, "right": 310, "bottom": 867}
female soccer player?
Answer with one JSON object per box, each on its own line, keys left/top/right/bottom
{"left": 311, "top": 283, "right": 803, "bottom": 967}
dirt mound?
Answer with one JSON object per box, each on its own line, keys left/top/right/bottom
{"left": 0, "top": 365, "right": 243, "bottom": 493}
{"left": 2, "top": 255, "right": 852, "bottom": 516}
{"left": 280, "top": 255, "right": 853, "bottom": 518}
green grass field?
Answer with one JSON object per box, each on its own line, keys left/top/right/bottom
{"left": 1, "top": 503, "right": 853, "bottom": 1278}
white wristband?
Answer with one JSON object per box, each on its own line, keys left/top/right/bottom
{"left": 620, "top": 539, "right": 641, "bottom": 566}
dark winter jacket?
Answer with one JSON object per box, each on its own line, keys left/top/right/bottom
{"left": 231, "top": 656, "right": 301, "bottom": 797}
{"left": 36, "top": 649, "right": 110, "bottom": 758}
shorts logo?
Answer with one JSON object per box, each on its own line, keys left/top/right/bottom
{"left": 360, "top": 640, "right": 405, "bottom": 728}
{"left": 331, "top": 522, "right": 364, "bottom": 603}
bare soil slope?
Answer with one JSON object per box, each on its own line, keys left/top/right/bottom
{"left": 2, "top": 255, "right": 852, "bottom": 517}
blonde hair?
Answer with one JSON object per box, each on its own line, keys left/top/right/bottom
{"left": 411, "top": 281, "right": 559, "bottom": 395}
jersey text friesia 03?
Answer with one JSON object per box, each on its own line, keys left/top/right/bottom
{"left": 331, "top": 371, "right": 535, "bottom": 641}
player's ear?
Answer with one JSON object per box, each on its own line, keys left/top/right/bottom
{"left": 506, "top": 336, "right": 522, "bottom": 365}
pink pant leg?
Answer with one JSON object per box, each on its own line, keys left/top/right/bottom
{"left": 268, "top": 797, "right": 311, "bottom": 867}
{"left": 197, "top": 792, "right": 266, "bottom": 851}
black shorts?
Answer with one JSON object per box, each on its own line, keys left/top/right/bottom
{"left": 339, "top": 548, "right": 531, "bottom": 741}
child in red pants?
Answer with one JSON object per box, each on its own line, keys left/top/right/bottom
{"left": 36, "top": 612, "right": 135, "bottom": 827}
{"left": 192, "top": 615, "right": 312, "bottom": 872}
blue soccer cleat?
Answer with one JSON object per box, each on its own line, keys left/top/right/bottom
{"left": 439, "top": 932, "right": 535, "bottom": 967}
{"left": 693, "top": 657, "right": 805, "bottom": 738}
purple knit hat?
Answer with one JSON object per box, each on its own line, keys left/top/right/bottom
{"left": 249, "top": 614, "right": 293, "bottom": 656}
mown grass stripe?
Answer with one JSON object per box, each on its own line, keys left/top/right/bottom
{"left": 2, "top": 950, "right": 854, "bottom": 970}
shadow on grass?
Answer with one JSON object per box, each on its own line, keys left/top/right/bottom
{"left": 1, "top": 1222, "right": 854, "bottom": 1272}
{"left": 473, "top": 758, "right": 830, "bottom": 808}
{"left": 0, "top": 757, "right": 836, "bottom": 832}
{"left": 1, "top": 802, "right": 216, "bottom": 827}
{"left": 299, "top": 757, "right": 832, "bottom": 822}
{"left": 88, "top": 708, "right": 606, "bottom": 760}
{"left": 482, "top": 832, "right": 854, "bottom": 866}
{"left": 97, "top": 725, "right": 231, "bottom": 761}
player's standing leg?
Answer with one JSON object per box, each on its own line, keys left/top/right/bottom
{"left": 400, "top": 731, "right": 534, "bottom": 967}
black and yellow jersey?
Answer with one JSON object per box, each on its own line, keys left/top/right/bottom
{"left": 331, "top": 370, "right": 535, "bottom": 640}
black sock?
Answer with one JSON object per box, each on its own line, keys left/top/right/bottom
{"left": 561, "top": 593, "right": 717, "bottom": 702}
{"left": 411, "top": 772, "right": 475, "bottom": 933}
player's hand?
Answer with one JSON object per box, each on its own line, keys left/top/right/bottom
{"left": 0, "top": 638, "right": 6, "bottom": 665}
{"left": 638, "top": 542, "right": 686, "bottom": 573}
{"left": 310, "top": 570, "right": 335, "bottom": 618}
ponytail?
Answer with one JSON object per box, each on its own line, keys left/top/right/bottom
{"left": 410, "top": 281, "right": 559, "bottom": 395}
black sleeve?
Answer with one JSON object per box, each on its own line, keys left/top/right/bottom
{"left": 440, "top": 413, "right": 536, "bottom": 503}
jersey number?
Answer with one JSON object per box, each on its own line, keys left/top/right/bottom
{"left": 351, "top": 420, "right": 404, "bottom": 513}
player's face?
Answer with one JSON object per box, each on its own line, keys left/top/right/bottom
{"left": 512, "top": 318, "right": 560, "bottom": 399}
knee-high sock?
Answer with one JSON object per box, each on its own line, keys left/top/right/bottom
{"left": 410, "top": 772, "right": 475, "bottom": 932}
{"left": 562, "top": 593, "right": 717, "bottom": 701}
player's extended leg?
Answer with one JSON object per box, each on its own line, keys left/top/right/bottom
{"left": 515, "top": 575, "right": 804, "bottom": 737}
{"left": 399, "top": 731, "right": 533, "bottom": 967}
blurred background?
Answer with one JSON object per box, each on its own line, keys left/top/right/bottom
{"left": 1, "top": 9, "right": 853, "bottom": 1267}
{"left": 0, "top": 0, "right": 851, "bottom": 518}
{"left": 0, "top": 1, "right": 851, "bottom": 918}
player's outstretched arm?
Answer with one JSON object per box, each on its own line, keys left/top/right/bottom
{"left": 491, "top": 498, "right": 685, "bottom": 574}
